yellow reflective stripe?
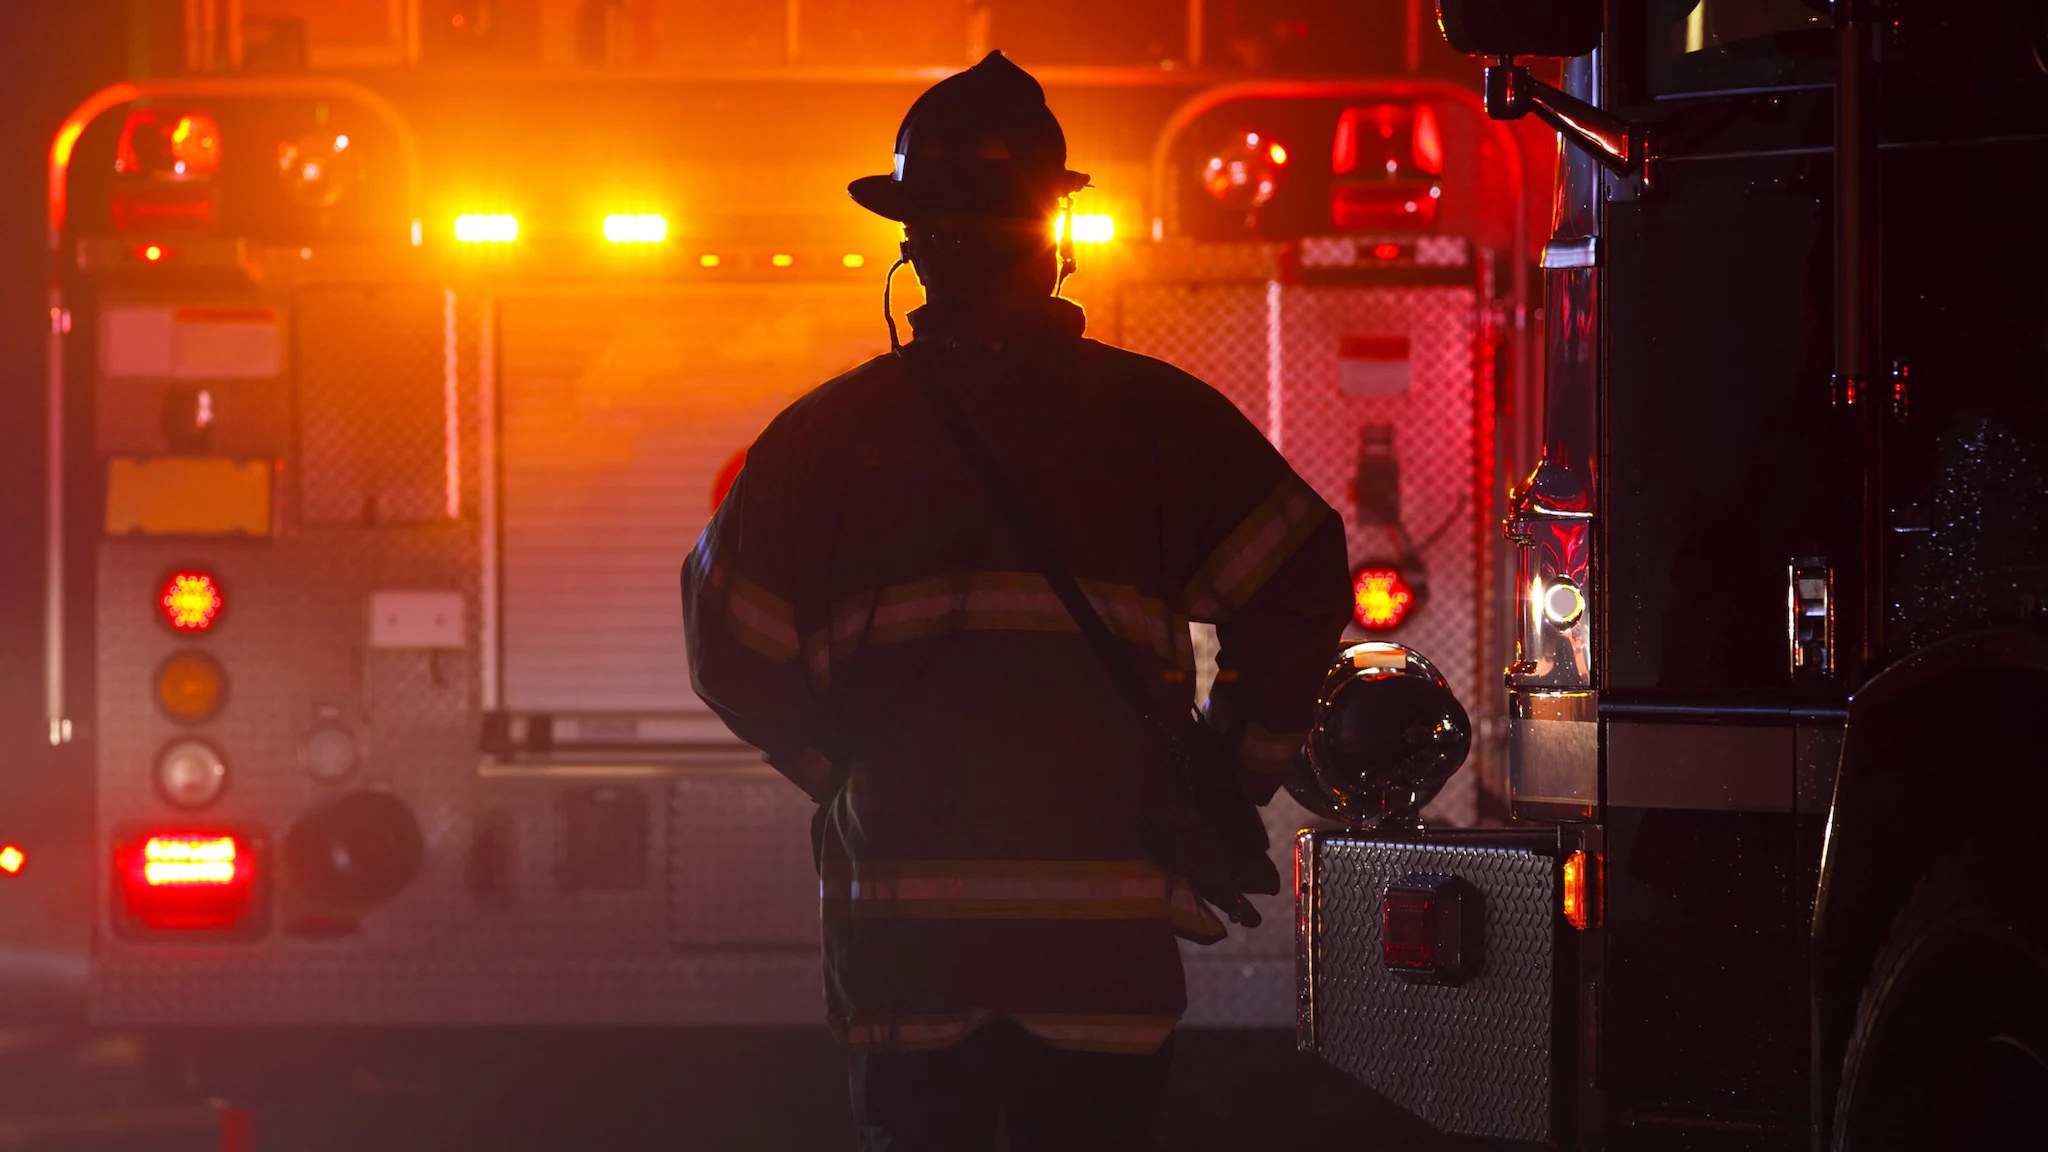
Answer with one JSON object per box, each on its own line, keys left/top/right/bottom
{"left": 1239, "top": 722, "right": 1307, "bottom": 778}
{"left": 1166, "top": 875, "right": 1227, "bottom": 943}
{"left": 1010, "top": 1013, "right": 1178, "bottom": 1054}
{"left": 833, "top": 1010, "right": 994, "bottom": 1053}
{"left": 725, "top": 574, "right": 799, "bottom": 661}
{"left": 821, "top": 860, "right": 1173, "bottom": 920}
{"left": 1184, "top": 479, "right": 1328, "bottom": 621}
{"left": 822, "top": 573, "right": 1181, "bottom": 662}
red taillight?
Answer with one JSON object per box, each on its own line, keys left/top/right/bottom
{"left": 1412, "top": 104, "right": 1444, "bottom": 176}
{"left": 114, "top": 830, "right": 259, "bottom": 932}
{"left": 1381, "top": 873, "right": 1473, "bottom": 984}
{"left": 1331, "top": 184, "right": 1441, "bottom": 232}
{"left": 1352, "top": 567, "right": 1416, "bottom": 630}
{"left": 160, "top": 570, "right": 224, "bottom": 632}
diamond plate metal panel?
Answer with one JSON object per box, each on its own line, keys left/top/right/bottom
{"left": 1118, "top": 282, "right": 1271, "bottom": 431}
{"left": 87, "top": 288, "right": 820, "bottom": 1027}
{"left": 1301, "top": 834, "right": 1554, "bottom": 1141}
{"left": 669, "top": 769, "right": 820, "bottom": 952}
{"left": 1118, "top": 268, "right": 1489, "bottom": 826}
{"left": 298, "top": 286, "right": 453, "bottom": 524}
{"left": 1276, "top": 284, "right": 1483, "bottom": 826}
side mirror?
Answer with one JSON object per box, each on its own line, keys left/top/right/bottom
{"left": 1436, "top": 0, "right": 1647, "bottom": 175}
{"left": 1303, "top": 642, "right": 1471, "bottom": 831}
{"left": 1436, "top": 0, "right": 1603, "bottom": 59}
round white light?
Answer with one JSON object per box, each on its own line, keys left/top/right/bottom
{"left": 1543, "top": 580, "right": 1587, "bottom": 628}
{"left": 156, "top": 740, "right": 228, "bottom": 809}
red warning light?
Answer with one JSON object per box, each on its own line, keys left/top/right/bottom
{"left": 115, "top": 831, "right": 256, "bottom": 930}
{"left": 1352, "top": 567, "right": 1415, "bottom": 631}
{"left": 1371, "top": 243, "right": 1402, "bottom": 261}
{"left": 710, "top": 446, "right": 748, "bottom": 513}
{"left": 160, "top": 571, "right": 223, "bottom": 632}
{"left": 0, "top": 845, "right": 24, "bottom": 875}
{"left": 141, "top": 244, "right": 165, "bottom": 262}
{"left": 1413, "top": 104, "right": 1445, "bottom": 176}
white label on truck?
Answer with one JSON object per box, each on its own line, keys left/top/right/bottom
{"left": 368, "top": 591, "right": 467, "bottom": 650}
{"left": 101, "top": 305, "right": 281, "bottom": 379}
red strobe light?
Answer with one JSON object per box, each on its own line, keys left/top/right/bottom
{"left": 0, "top": 845, "right": 24, "bottom": 875}
{"left": 160, "top": 570, "right": 223, "bottom": 632}
{"left": 1352, "top": 567, "right": 1415, "bottom": 631}
{"left": 115, "top": 831, "right": 257, "bottom": 931}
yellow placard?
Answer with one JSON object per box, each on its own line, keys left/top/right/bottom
{"left": 105, "top": 457, "right": 272, "bottom": 537}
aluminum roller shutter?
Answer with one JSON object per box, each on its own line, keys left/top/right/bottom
{"left": 497, "top": 283, "right": 883, "bottom": 723}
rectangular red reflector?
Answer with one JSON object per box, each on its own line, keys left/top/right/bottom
{"left": 1381, "top": 873, "right": 1474, "bottom": 984}
{"left": 1331, "top": 183, "right": 1441, "bottom": 232}
{"left": 114, "top": 830, "right": 259, "bottom": 932}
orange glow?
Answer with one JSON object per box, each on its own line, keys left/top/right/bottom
{"left": 140, "top": 835, "right": 237, "bottom": 886}
{"left": 0, "top": 846, "right": 23, "bottom": 875}
{"left": 770, "top": 253, "right": 795, "bottom": 268}
{"left": 156, "top": 651, "right": 226, "bottom": 723}
{"left": 842, "top": 253, "right": 866, "bottom": 268}
{"left": 142, "top": 244, "right": 164, "bottom": 262}
{"left": 160, "top": 571, "right": 223, "bottom": 631}
{"left": 1352, "top": 567, "right": 1414, "bottom": 630}
{"left": 711, "top": 446, "right": 748, "bottom": 512}
{"left": 1563, "top": 850, "right": 1600, "bottom": 929}
{"left": 699, "top": 253, "right": 722, "bottom": 268}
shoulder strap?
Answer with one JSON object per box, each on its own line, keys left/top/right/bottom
{"left": 901, "top": 346, "right": 1169, "bottom": 729}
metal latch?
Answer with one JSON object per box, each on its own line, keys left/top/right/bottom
{"left": 1789, "top": 559, "right": 1833, "bottom": 678}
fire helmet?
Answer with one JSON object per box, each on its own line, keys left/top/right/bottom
{"left": 1303, "top": 641, "right": 1471, "bottom": 827}
{"left": 848, "top": 51, "right": 1090, "bottom": 224}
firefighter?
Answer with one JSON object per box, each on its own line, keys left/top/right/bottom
{"left": 681, "top": 51, "right": 1350, "bottom": 1150}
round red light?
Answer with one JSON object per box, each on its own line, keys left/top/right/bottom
{"left": 1352, "top": 567, "right": 1415, "bottom": 631}
{"left": 710, "top": 446, "right": 748, "bottom": 513}
{"left": 160, "top": 571, "right": 223, "bottom": 632}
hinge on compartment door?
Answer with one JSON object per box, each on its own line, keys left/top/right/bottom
{"left": 1789, "top": 558, "right": 1834, "bottom": 678}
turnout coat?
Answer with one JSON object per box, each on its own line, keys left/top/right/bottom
{"left": 682, "top": 293, "right": 1350, "bottom": 1055}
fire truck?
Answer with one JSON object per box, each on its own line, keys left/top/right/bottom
{"left": 17, "top": 0, "right": 1542, "bottom": 1054}
{"left": 1294, "top": 0, "right": 2048, "bottom": 1147}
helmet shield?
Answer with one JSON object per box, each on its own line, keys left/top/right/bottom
{"left": 849, "top": 51, "right": 1090, "bottom": 223}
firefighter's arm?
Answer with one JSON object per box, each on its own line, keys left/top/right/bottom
{"left": 681, "top": 464, "right": 836, "bottom": 803}
{"left": 1175, "top": 390, "right": 1353, "bottom": 804}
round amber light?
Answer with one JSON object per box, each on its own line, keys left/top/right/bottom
{"left": 156, "top": 651, "right": 227, "bottom": 724}
{"left": 159, "top": 570, "right": 223, "bottom": 632}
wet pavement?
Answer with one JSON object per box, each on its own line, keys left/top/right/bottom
{"left": 0, "top": 1026, "right": 1517, "bottom": 1150}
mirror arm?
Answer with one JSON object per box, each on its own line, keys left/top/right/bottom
{"left": 1484, "top": 57, "right": 1649, "bottom": 174}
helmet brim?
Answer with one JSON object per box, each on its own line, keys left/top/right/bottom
{"left": 847, "top": 170, "right": 1093, "bottom": 224}
{"left": 847, "top": 174, "right": 911, "bottom": 222}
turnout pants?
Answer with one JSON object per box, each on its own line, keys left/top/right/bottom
{"left": 848, "top": 1018, "right": 1174, "bottom": 1152}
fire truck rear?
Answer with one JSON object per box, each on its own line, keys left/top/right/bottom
{"left": 25, "top": 3, "right": 1540, "bottom": 1044}
{"left": 1294, "top": 0, "right": 2048, "bottom": 1147}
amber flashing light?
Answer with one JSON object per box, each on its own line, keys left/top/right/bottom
{"left": 699, "top": 253, "right": 721, "bottom": 268}
{"left": 1352, "top": 567, "right": 1415, "bottom": 631}
{"left": 842, "top": 253, "right": 865, "bottom": 268}
{"left": 770, "top": 253, "right": 795, "bottom": 268}
{"left": 1563, "top": 850, "right": 1600, "bottom": 929}
{"left": 601, "top": 213, "right": 667, "bottom": 244}
{"left": 453, "top": 213, "right": 518, "bottom": 243}
{"left": 156, "top": 651, "right": 226, "bottom": 723}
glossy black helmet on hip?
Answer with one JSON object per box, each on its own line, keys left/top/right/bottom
{"left": 848, "top": 50, "right": 1090, "bottom": 224}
